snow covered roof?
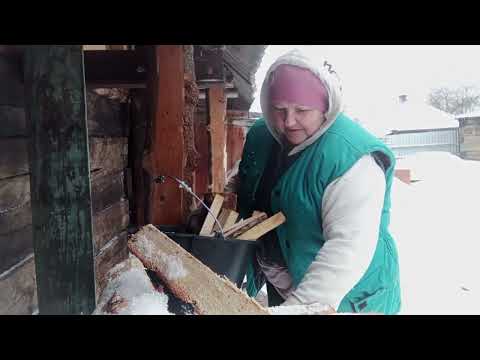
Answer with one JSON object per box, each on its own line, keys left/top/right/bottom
{"left": 350, "top": 96, "right": 459, "bottom": 137}
{"left": 455, "top": 111, "right": 480, "bottom": 119}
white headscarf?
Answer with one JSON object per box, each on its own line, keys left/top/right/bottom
{"left": 260, "top": 49, "right": 344, "bottom": 155}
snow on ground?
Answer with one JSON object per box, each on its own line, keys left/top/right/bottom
{"left": 94, "top": 257, "right": 173, "bottom": 315}
{"left": 390, "top": 152, "right": 480, "bottom": 314}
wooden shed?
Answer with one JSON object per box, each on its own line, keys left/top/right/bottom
{"left": 0, "top": 45, "right": 266, "bottom": 315}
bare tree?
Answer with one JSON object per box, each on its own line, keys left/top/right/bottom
{"left": 428, "top": 86, "right": 480, "bottom": 115}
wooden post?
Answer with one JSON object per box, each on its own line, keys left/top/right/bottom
{"left": 145, "top": 46, "right": 185, "bottom": 225}
{"left": 24, "top": 45, "right": 96, "bottom": 314}
{"left": 208, "top": 84, "right": 227, "bottom": 194}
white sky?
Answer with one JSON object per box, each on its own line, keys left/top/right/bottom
{"left": 250, "top": 45, "right": 480, "bottom": 135}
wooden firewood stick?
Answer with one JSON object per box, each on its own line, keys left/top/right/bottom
{"left": 237, "top": 212, "right": 286, "bottom": 240}
{"left": 223, "top": 212, "right": 268, "bottom": 238}
{"left": 199, "top": 194, "right": 224, "bottom": 236}
{"left": 212, "top": 208, "right": 239, "bottom": 234}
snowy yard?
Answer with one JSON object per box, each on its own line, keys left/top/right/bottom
{"left": 391, "top": 152, "right": 480, "bottom": 314}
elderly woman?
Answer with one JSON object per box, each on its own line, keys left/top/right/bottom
{"left": 237, "top": 50, "right": 401, "bottom": 314}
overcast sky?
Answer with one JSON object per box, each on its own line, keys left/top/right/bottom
{"left": 250, "top": 45, "right": 480, "bottom": 134}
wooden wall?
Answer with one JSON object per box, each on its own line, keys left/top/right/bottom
{"left": 459, "top": 117, "right": 480, "bottom": 161}
{"left": 0, "top": 54, "right": 131, "bottom": 314}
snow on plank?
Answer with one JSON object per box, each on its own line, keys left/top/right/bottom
{"left": 128, "top": 224, "right": 269, "bottom": 315}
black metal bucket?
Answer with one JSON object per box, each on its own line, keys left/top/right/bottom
{"left": 155, "top": 225, "right": 256, "bottom": 288}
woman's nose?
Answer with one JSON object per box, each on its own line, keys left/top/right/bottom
{"left": 284, "top": 110, "right": 297, "bottom": 128}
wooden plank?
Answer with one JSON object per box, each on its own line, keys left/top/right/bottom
{"left": 0, "top": 91, "right": 127, "bottom": 138}
{"left": 199, "top": 194, "right": 224, "bottom": 235}
{"left": 194, "top": 111, "right": 209, "bottom": 197}
{"left": 208, "top": 84, "right": 227, "bottom": 193}
{"left": 216, "top": 209, "right": 238, "bottom": 233}
{"left": 0, "top": 254, "right": 37, "bottom": 315}
{"left": 182, "top": 45, "right": 199, "bottom": 220}
{"left": 128, "top": 224, "right": 268, "bottom": 315}
{"left": 24, "top": 45, "right": 96, "bottom": 315}
{"left": 0, "top": 225, "right": 33, "bottom": 275}
{"left": 223, "top": 212, "right": 268, "bottom": 238}
{"left": 0, "top": 106, "right": 26, "bottom": 137}
{"left": 93, "top": 199, "right": 130, "bottom": 254}
{"left": 0, "top": 56, "right": 24, "bottom": 107}
{"left": 0, "top": 139, "right": 29, "bottom": 179}
{"left": 89, "top": 137, "right": 128, "bottom": 172}
{"left": 129, "top": 89, "right": 148, "bottom": 226}
{"left": 237, "top": 212, "right": 286, "bottom": 240}
{"left": 0, "top": 170, "right": 126, "bottom": 273}
{"left": 147, "top": 45, "right": 185, "bottom": 225}
{"left": 86, "top": 90, "right": 128, "bottom": 137}
{"left": 90, "top": 169, "right": 126, "bottom": 214}
{"left": 94, "top": 231, "right": 129, "bottom": 300}
{"left": 0, "top": 137, "right": 127, "bottom": 180}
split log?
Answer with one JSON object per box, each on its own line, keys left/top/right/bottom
{"left": 237, "top": 212, "right": 286, "bottom": 241}
{"left": 199, "top": 194, "right": 224, "bottom": 235}
{"left": 223, "top": 212, "right": 268, "bottom": 238}
{"left": 128, "top": 224, "right": 269, "bottom": 315}
{"left": 212, "top": 208, "right": 238, "bottom": 234}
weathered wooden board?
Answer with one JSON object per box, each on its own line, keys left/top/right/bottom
{"left": 208, "top": 84, "right": 227, "bottom": 194}
{"left": 24, "top": 45, "right": 96, "bottom": 314}
{"left": 199, "top": 194, "right": 224, "bottom": 236}
{"left": 0, "top": 225, "right": 33, "bottom": 276}
{"left": 147, "top": 45, "right": 185, "bottom": 225}
{"left": 128, "top": 225, "right": 268, "bottom": 315}
{"left": 0, "top": 56, "right": 24, "bottom": 107}
{"left": 93, "top": 199, "right": 130, "bottom": 254}
{"left": 0, "top": 139, "right": 29, "bottom": 179}
{"left": 0, "top": 106, "right": 26, "bottom": 137}
{"left": 0, "top": 92, "right": 127, "bottom": 138}
{"left": 94, "top": 231, "right": 129, "bottom": 300}
{"left": 0, "top": 255, "right": 37, "bottom": 315}
{"left": 237, "top": 212, "right": 286, "bottom": 240}
{"left": 86, "top": 91, "right": 128, "bottom": 137}
{"left": 194, "top": 111, "right": 210, "bottom": 197}
{"left": 0, "top": 230, "right": 130, "bottom": 315}
{"left": 0, "top": 137, "right": 127, "bottom": 180}
{"left": 0, "top": 170, "right": 127, "bottom": 274}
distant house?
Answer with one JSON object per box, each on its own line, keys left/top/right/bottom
{"left": 381, "top": 95, "right": 460, "bottom": 159}
{"left": 455, "top": 111, "right": 480, "bottom": 161}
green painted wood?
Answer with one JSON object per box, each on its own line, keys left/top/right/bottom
{"left": 24, "top": 45, "right": 96, "bottom": 315}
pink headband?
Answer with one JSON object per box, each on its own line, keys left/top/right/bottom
{"left": 269, "top": 64, "right": 329, "bottom": 113}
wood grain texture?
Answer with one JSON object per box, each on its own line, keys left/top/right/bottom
{"left": 128, "top": 224, "right": 268, "bottom": 315}
{"left": 199, "top": 194, "right": 224, "bottom": 235}
{"left": 147, "top": 45, "right": 185, "bottom": 225}
{"left": 0, "top": 255, "right": 37, "bottom": 315}
{"left": 237, "top": 212, "right": 286, "bottom": 240}
{"left": 24, "top": 45, "right": 96, "bottom": 314}
{"left": 208, "top": 84, "right": 227, "bottom": 193}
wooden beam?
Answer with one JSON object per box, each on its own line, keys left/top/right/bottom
{"left": 193, "top": 111, "right": 209, "bottom": 197}
{"left": 128, "top": 224, "right": 268, "bottom": 315}
{"left": 83, "top": 50, "right": 147, "bottom": 88}
{"left": 146, "top": 46, "right": 185, "bottom": 225}
{"left": 237, "top": 212, "right": 286, "bottom": 240}
{"left": 199, "top": 194, "right": 224, "bottom": 235}
{"left": 24, "top": 45, "right": 96, "bottom": 315}
{"left": 208, "top": 84, "right": 227, "bottom": 194}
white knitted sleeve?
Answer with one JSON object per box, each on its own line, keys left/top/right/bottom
{"left": 282, "top": 154, "right": 386, "bottom": 309}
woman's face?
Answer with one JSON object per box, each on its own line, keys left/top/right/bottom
{"left": 270, "top": 102, "right": 325, "bottom": 145}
